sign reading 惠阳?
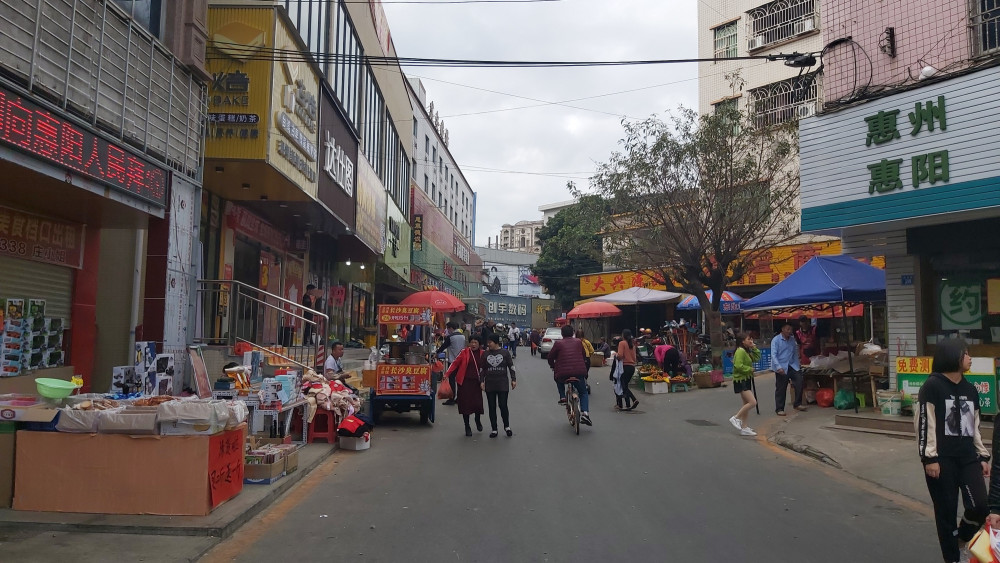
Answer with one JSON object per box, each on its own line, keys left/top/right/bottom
{"left": 865, "top": 95, "right": 951, "bottom": 195}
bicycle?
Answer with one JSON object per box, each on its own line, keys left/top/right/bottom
{"left": 563, "top": 377, "right": 581, "bottom": 434}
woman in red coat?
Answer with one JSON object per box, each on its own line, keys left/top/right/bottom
{"left": 446, "top": 335, "right": 485, "bottom": 436}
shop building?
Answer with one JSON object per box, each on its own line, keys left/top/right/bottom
{"left": 0, "top": 0, "right": 208, "bottom": 394}
{"left": 799, "top": 0, "right": 1000, "bottom": 387}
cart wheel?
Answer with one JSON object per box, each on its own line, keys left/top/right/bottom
{"left": 420, "top": 406, "right": 430, "bottom": 425}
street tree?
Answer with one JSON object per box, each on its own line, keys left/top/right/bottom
{"left": 532, "top": 191, "right": 605, "bottom": 310}
{"left": 583, "top": 103, "right": 801, "bottom": 365}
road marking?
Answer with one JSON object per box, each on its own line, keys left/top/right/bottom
{"left": 199, "top": 453, "right": 346, "bottom": 562}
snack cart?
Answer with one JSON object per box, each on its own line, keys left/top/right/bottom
{"left": 370, "top": 305, "right": 436, "bottom": 425}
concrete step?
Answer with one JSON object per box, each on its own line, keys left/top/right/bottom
{"left": 821, "top": 424, "right": 915, "bottom": 440}
{"left": 833, "top": 411, "right": 994, "bottom": 443}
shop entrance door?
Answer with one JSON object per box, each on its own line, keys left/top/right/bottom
{"left": 233, "top": 236, "right": 261, "bottom": 343}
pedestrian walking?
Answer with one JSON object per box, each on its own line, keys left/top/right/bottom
{"left": 436, "top": 322, "right": 466, "bottom": 406}
{"left": 576, "top": 329, "right": 594, "bottom": 369}
{"left": 548, "top": 324, "right": 592, "bottom": 426}
{"left": 481, "top": 334, "right": 516, "bottom": 437}
{"left": 917, "top": 339, "right": 990, "bottom": 563}
{"left": 616, "top": 329, "right": 639, "bottom": 411}
{"left": 444, "top": 335, "right": 485, "bottom": 436}
{"left": 508, "top": 322, "right": 521, "bottom": 359}
{"left": 770, "top": 320, "right": 805, "bottom": 416}
{"left": 530, "top": 329, "right": 541, "bottom": 356}
{"left": 728, "top": 332, "right": 760, "bottom": 437}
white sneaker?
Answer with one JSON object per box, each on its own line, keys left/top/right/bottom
{"left": 740, "top": 427, "right": 757, "bottom": 436}
{"left": 729, "top": 416, "right": 742, "bottom": 430}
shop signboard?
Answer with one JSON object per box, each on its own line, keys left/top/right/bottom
{"left": 267, "top": 16, "right": 319, "bottom": 198}
{"left": 940, "top": 281, "right": 983, "bottom": 330}
{"left": 578, "top": 240, "right": 884, "bottom": 296}
{"left": 383, "top": 200, "right": 411, "bottom": 281}
{"left": 205, "top": 8, "right": 274, "bottom": 160}
{"left": 485, "top": 295, "right": 530, "bottom": 326}
{"left": 0, "top": 206, "right": 85, "bottom": 269}
{"left": 355, "top": 155, "right": 386, "bottom": 254}
{"left": 0, "top": 84, "right": 169, "bottom": 208}
{"left": 531, "top": 298, "right": 554, "bottom": 329}
{"left": 896, "top": 355, "right": 997, "bottom": 415}
{"left": 412, "top": 214, "right": 423, "bottom": 251}
{"left": 223, "top": 202, "right": 289, "bottom": 252}
{"left": 800, "top": 66, "right": 1000, "bottom": 231}
{"left": 377, "top": 305, "right": 431, "bottom": 325}
{"left": 318, "top": 87, "right": 357, "bottom": 230}
{"left": 375, "top": 364, "right": 431, "bottom": 395}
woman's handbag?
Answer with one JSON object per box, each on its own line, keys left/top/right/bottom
{"left": 436, "top": 376, "right": 454, "bottom": 400}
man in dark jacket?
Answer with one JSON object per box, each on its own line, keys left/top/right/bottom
{"left": 547, "top": 324, "right": 592, "bottom": 426}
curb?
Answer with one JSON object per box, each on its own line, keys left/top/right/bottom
{"left": 768, "top": 430, "right": 842, "bottom": 469}
{"left": 0, "top": 446, "right": 337, "bottom": 539}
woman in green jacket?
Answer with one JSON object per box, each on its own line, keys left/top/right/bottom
{"left": 729, "top": 332, "right": 761, "bottom": 436}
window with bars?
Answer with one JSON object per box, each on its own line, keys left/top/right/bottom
{"left": 748, "top": 73, "right": 820, "bottom": 126}
{"left": 972, "top": 0, "right": 1000, "bottom": 56}
{"left": 746, "top": 0, "right": 816, "bottom": 51}
{"left": 713, "top": 22, "right": 738, "bottom": 58}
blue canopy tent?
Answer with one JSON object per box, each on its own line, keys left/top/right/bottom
{"left": 742, "top": 256, "right": 887, "bottom": 414}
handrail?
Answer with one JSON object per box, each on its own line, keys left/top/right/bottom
{"left": 198, "top": 279, "right": 329, "bottom": 324}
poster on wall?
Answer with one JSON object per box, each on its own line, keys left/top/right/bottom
{"left": 940, "top": 281, "right": 983, "bottom": 330}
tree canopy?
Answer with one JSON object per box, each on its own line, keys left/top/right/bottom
{"left": 531, "top": 193, "right": 605, "bottom": 309}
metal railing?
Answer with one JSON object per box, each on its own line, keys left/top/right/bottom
{"left": 746, "top": 0, "right": 817, "bottom": 51}
{"left": 972, "top": 0, "right": 1000, "bottom": 57}
{"left": 195, "top": 279, "right": 328, "bottom": 371}
{"left": 749, "top": 72, "right": 821, "bottom": 127}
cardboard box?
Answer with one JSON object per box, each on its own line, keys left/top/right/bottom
{"left": 0, "top": 403, "right": 59, "bottom": 423}
{"left": 98, "top": 410, "right": 158, "bottom": 434}
{"left": 0, "top": 423, "right": 15, "bottom": 508}
{"left": 243, "top": 461, "right": 284, "bottom": 484}
{"left": 339, "top": 433, "right": 371, "bottom": 451}
{"left": 160, "top": 420, "right": 224, "bottom": 436}
{"left": 283, "top": 449, "right": 299, "bottom": 474}
{"left": 13, "top": 425, "right": 246, "bottom": 515}
{"left": 362, "top": 369, "right": 377, "bottom": 388}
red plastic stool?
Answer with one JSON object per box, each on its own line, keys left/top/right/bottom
{"left": 307, "top": 410, "right": 337, "bottom": 444}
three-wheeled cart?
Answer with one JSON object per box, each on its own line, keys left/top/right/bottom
{"left": 369, "top": 305, "right": 437, "bottom": 425}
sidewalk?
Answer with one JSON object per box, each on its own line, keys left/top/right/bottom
{"left": 750, "top": 372, "right": 932, "bottom": 509}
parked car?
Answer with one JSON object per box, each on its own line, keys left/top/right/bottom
{"left": 538, "top": 327, "right": 563, "bottom": 359}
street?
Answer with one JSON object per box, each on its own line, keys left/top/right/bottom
{"left": 201, "top": 354, "right": 937, "bottom": 562}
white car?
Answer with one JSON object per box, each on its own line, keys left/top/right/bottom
{"left": 538, "top": 327, "right": 563, "bottom": 359}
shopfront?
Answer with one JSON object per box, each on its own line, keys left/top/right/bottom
{"left": 799, "top": 65, "right": 1000, "bottom": 387}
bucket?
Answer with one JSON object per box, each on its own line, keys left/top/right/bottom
{"left": 876, "top": 391, "right": 902, "bottom": 416}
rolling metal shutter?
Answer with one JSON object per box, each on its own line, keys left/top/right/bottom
{"left": 0, "top": 255, "right": 74, "bottom": 326}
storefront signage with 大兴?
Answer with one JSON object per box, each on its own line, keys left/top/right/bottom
{"left": 0, "top": 85, "right": 168, "bottom": 208}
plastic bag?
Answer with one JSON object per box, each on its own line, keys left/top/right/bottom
{"left": 436, "top": 376, "right": 454, "bottom": 400}
{"left": 968, "top": 522, "right": 1000, "bottom": 562}
{"left": 833, "top": 388, "right": 856, "bottom": 410}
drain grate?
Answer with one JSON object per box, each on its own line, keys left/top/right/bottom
{"left": 685, "top": 419, "right": 719, "bottom": 427}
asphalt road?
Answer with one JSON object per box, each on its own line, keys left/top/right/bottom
{"left": 202, "top": 353, "right": 937, "bottom": 562}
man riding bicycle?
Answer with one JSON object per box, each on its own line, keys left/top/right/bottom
{"left": 547, "top": 324, "right": 592, "bottom": 426}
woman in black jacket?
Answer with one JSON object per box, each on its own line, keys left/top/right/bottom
{"left": 917, "top": 339, "right": 990, "bottom": 563}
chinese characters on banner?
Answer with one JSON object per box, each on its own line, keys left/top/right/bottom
{"left": 376, "top": 364, "right": 432, "bottom": 395}
{"left": 896, "top": 355, "right": 998, "bottom": 415}
{"left": 377, "top": 305, "right": 432, "bottom": 324}
{"left": 208, "top": 428, "right": 245, "bottom": 507}
{"left": 865, "top": 95, "right": 950, "bottom": 195}
{"left": 484, "top": 295, "right": 531, "bottom": 326}
{"left": 412, "top": 214, "right": 423, "bottom": 251}
{"left": 0, "top": 206, "right": 85, "bottom": 268}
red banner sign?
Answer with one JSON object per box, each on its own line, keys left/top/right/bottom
{"left": 224, "top": 202, "right": 290, "bottom": 251}
{"left": 208, "top": 427, "right": 244, "bottom": 507}
{"left": 377, "top": 305, "right": 432, "bottom": 325}
{"left": 0, "top": 85, "right": 169, "bottom": 207}
{"left": 376, "top": 364, "right": 432, "bottom": 395}
{"left": 0, "top": 206, "right": 85, "bottom": 268}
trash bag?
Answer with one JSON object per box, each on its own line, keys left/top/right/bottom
{"left": 436, "top": 376, "right": 454, "bottom": 400}
{"left": 816, "top": 388, "right": 834, "bottom": 408}
{"left": 834, "top": 388, "right": 856, "bottom": 410}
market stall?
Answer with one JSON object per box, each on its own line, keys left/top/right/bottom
{"left": 593, "top": 287, "right": 682, "bottom": 337}
{"left": 741, "top": 256, "right": 887, "bottom": 414}
{"left": 369, "top": 304, "right": 438, "bottom": 425}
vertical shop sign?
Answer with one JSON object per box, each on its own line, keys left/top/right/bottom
{"left": 412, "top": 214, "right": 423, "bottom": 251}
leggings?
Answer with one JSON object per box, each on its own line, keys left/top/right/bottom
{"left": 486, "top": 391, "right": 510, "bottom": 431}
{"left": 925, "top": 457, "right": 988, "bottom": 562}
{"left": 617, "top": 365, "right": 637, "bottom": 409}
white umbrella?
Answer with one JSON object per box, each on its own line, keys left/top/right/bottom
{"left": 593, "top": 287, "right": 682, "bottom": 335}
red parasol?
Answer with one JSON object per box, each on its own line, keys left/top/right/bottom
{"left": 400, "top": 290, "right": 466, "bottom": 313}
{"left": 566, "top": 301, "right": 623, "bottom": 319}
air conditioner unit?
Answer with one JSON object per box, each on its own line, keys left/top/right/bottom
{"left": 796, "top": 102, "right": 816, "bottom": 118}
{"left": 748, "top": 35, "right": 765, "bottom": 50}
{"left": 794, "top": 18, "right": 816, "bottom": 35}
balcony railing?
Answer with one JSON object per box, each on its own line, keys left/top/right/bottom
{"left": 746, "top": 0, "right": 818, "bottom": 51}
{"left": 972, "top": 0, "right": 1000, "bottom": 57}
{"left": 0, "top": 0, "right": 205, "bottom": 181}
{"left": 749, "top": 72, "right": 821, "bottom": 127}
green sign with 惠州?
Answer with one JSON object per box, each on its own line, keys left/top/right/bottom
{"left": 864, "top": 95, "right": 951, "bottom": 195}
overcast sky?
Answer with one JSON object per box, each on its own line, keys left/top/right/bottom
{"left": 381, "top": 0, "right": 699, "bottom": 247}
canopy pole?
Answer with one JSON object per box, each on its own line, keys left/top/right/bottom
{"left": 841, "top": 302, "right": 858, "bottom": 414}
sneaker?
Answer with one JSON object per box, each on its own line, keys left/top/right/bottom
{"left": 580, "top": 413, "right": 593, "bottom": 426}
{"left": 794, "top": 405, "right": 808, "bottom": 412}
{"left": 740, "top": 427, "right": 757, "bottom": 436}
{"left": 729, "top": 416, "right": 743, "bottom": 430}
{"left": 776, "top": 410, "right": 786, "bottom": 416}
{"left": 558, "top": 398, "right": 567, "bottom": 405}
